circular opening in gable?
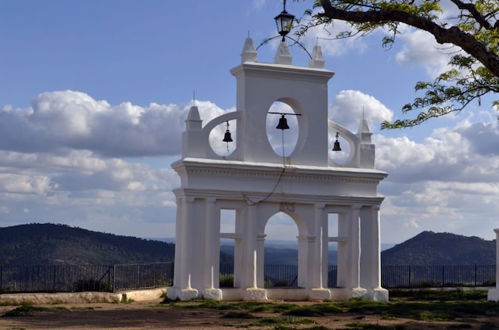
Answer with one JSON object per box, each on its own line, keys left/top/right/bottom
{"left": 266, "top": 102, "right": 298, "bottom": 157}
{"left": 209, "top": 120, "right": 237, "bottom": 156}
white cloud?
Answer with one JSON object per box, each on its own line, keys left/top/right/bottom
{"left": 329, "top": 90, "right": 393, "bottom": 130}
{"left": 251, "top": 0, "right": 267, "bottom": 10}
{"left": 0, "top": 90, "right": 227, "bottom": 158}
{"left": 395, "top": 29, "right": 456, "bottom": 78}
{"left": 376, "top": 115, "right": 499, "bottom": 242}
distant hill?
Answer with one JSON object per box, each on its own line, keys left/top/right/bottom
{"left": 381, "top": 231, "right": 496, "bottom": 265}
{"left": 221, "top": 245, "right": 337, "bottom": 266}
{"left": 0, "top": 223, "right": 176, "bottom": 266}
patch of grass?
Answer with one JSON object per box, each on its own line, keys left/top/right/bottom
{"left": 2, "top": 304, "right": 68, "bottom": 317}
{"left": 273, "top": 326, "right": 330, "bottom": 330}
{"left": 245, "top": 316, "right": 316, "bottom": 328}
{"left": 222, "top": 311, "right": 255, "bottom": 319}
{"left": 390, "top": 289, "right": 488, "bottom": 301}
{"left": 120, "top": 294, "right": 134, "bottom": 304}
{"left": 70, "top": 306, "right": 95, "bottom": 311}
{"left": 345, "top": 322, "right": 405, "bottom": 329}
{"left": 284, "top": 306, "right": 325, "bottom": 317}
{"left": 171, "top": 299, "right": 296, "bottom": 313}
{"left": 283, "top": 303, "right": 343, "bottom": 317}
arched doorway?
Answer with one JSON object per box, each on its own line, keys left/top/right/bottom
{"left": 263, "top": 211, "right": 301, "bottom": 288}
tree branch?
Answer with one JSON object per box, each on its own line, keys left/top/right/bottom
{"left": 319, "top": 0, "right": 499, "bottom": 77}
{"left": 448, "top": 0, "right": 492, "bottom": 30}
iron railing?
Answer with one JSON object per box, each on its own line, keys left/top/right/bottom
{"left": 0, "top": 263, "right": 495, "bottom": 294}
{"left": 382, "top": 264, "right": 496, "bottom": 288}
{"left": 0, "top": 262, "right": 173, "bottom": 293}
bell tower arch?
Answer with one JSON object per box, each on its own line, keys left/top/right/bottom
{"left": 168, "top": 38, "right": 389, "bottom": 302}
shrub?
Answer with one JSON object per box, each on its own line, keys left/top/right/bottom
{"left": 219, "top": 273, "right": 234, "bottom": 288}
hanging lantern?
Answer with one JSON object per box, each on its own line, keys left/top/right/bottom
{"left": 276, "top": 114, "right": 290, "bottom": 130}
{"left": 274, "top": 0, "right": 295, "bottom": 42}
{"left": 332, "top": 132, "right": 341, "bottom": 151}
{"left": 222, "top": 121, "right": 233, "bottom": 143}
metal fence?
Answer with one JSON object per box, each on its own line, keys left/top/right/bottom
{"left": 382, "top": 265, "right": 496, "bottom": 288}
{"left": 113, "top": 262, "right": 173, "bottom": 291}
{"left": 0, "top": 263, "right": 495, "bottom": 294}
{"left": 0, "top": 264, "right": 113, "bottom": 293}
{"left": 0, "top": 262, "right": 173, "bottom": 294}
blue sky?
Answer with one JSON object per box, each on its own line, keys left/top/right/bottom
{"left": 0, "top": 0, "right": 498, "bottom": 244}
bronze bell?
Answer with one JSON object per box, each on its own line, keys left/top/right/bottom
{"left": 223, "top": 129, "right": 233, "bottom": 143}
{"left": 276, "top": 114, "right": 290, "bottom": 130}
{"left": 332, "top": 132, "right": 341, "bottom": 151}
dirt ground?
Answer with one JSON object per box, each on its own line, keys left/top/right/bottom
{"left": 1, "top": 299, "right": 498, "bottom": 329}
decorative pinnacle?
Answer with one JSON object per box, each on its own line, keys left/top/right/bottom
{"left": 241, "top": 37, "right": 257, "bottom": 63}
{"left": 274, "top": 40, "right": 292, "bottom": 65}
{"left": 308, "top": 45, "right": 325, "bottom": 68}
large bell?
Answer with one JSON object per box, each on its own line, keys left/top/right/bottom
{"left": 222, "top": 129, "right": 233, "bottom": 143}
{"left": 332, "top": 132, "right": 341, "bottom": 151}
{"left": 276, "top": 114, "right": 290, "bottom": 130}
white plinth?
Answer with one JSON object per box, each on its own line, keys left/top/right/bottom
{"left": 309, "top": 288, "right": 332, "bottom": 301}
{"left": 167, "top": 287, "right": 199, "bottom": 301}
{"left": 370, "top": 288, "right": 389, "bottom": 302}
{"left": 488, "top": 288, "right": 499, "bottom": 301}
{"left": 243, "top": 288, "right": 268, "bottom": 301}
{"left": 351, "top": 287, "right": 369, "bottom": 299}
{"left": 203, "top": 288, "right": 223, "bottom": 300}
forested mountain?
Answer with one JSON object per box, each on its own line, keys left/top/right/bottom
{"left": 0, "top": 223, "right": 175, "bottom": 265}
{"left": 1, "top": 224, "right": 494, "bottom": 266}
{"left": 381, "top": 231, "right": 496, "bottom": 265}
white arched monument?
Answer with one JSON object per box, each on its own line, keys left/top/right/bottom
{"left": 167, "top": 38, "right": 389, "bottom": 301}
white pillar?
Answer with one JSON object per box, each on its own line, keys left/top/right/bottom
{"left": 337, "top": 213, "right": 348, "bottom": 288}
{"left": 306, "top": 235, "right": 318, "bottom": 288}
{"left": 308, "top": 203, "right": 331, "bottom": 300}
{"left": 349, "top": 205, "right": 362, "bottom": 289}
{"left": 202, "top": 198, "right": 223, "bottom": 300}
{"left": 168, "top": 196, "right": 199, "bottom": 300}
{"left": 488, "top": 229, "right": 499, "bottom": 301}
{"left": 297, "top": 235, "right": 308, "bottom": 287}
{"left": 371, "top": 205, "right": 382, "bottom": 289}
{"left": 172, "top": 196, "right": 184, "bottom": 288}
{"left": 234, "top": 208, "right": 244, "bottom": 288}
{"left": 256, "top": 234, "right": 266, "bottom": 288}
{"left": 204, "top": 198, "right": 218, "bottom": 288}
{"left": 360, "top": 205, "right": 382, "bottom": 288}
{"left": 242, "top": 204, "right": 258, "bottom": 288}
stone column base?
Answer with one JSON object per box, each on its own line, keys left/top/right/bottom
{"left": 166, "top": 287, "right": 199, "bottom": 301}
{"left": 369, "top": 288, "right": 389, "bottom": 302}
{"left": 350, "top": 287, "right": 368, "bottom": 299}
{"left": 203, "top": 288, "right": 223, "bottom": 300}
{"left": 243, "top": 288, "right": 267, "bottom": 301}
{"left": 309, "top": 288, "right": 331, "bottom": 301}
{"left": 488, "top": 288, "right": 499, "bottom": 301}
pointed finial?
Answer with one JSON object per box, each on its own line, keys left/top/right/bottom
{"left": 193, "top": 90, "right": 196, "bottom": 106}
{"left": 186, "top": 102, "right": 202, "bottom": 131}
{"left": 357, "top": 106, "right": 372, "bottom": 143}
{"left": 274, "top": 40, "right": 292, "bottom": 65}
{"left": 308, "top": 44, "right": 325, "bottom": 68}
{"left": 241, "top": 37, "right": 257, "bottom": 63}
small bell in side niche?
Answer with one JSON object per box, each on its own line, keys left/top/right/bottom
{"left": 332, "top": 132, "right": 341, "bottom": 151}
